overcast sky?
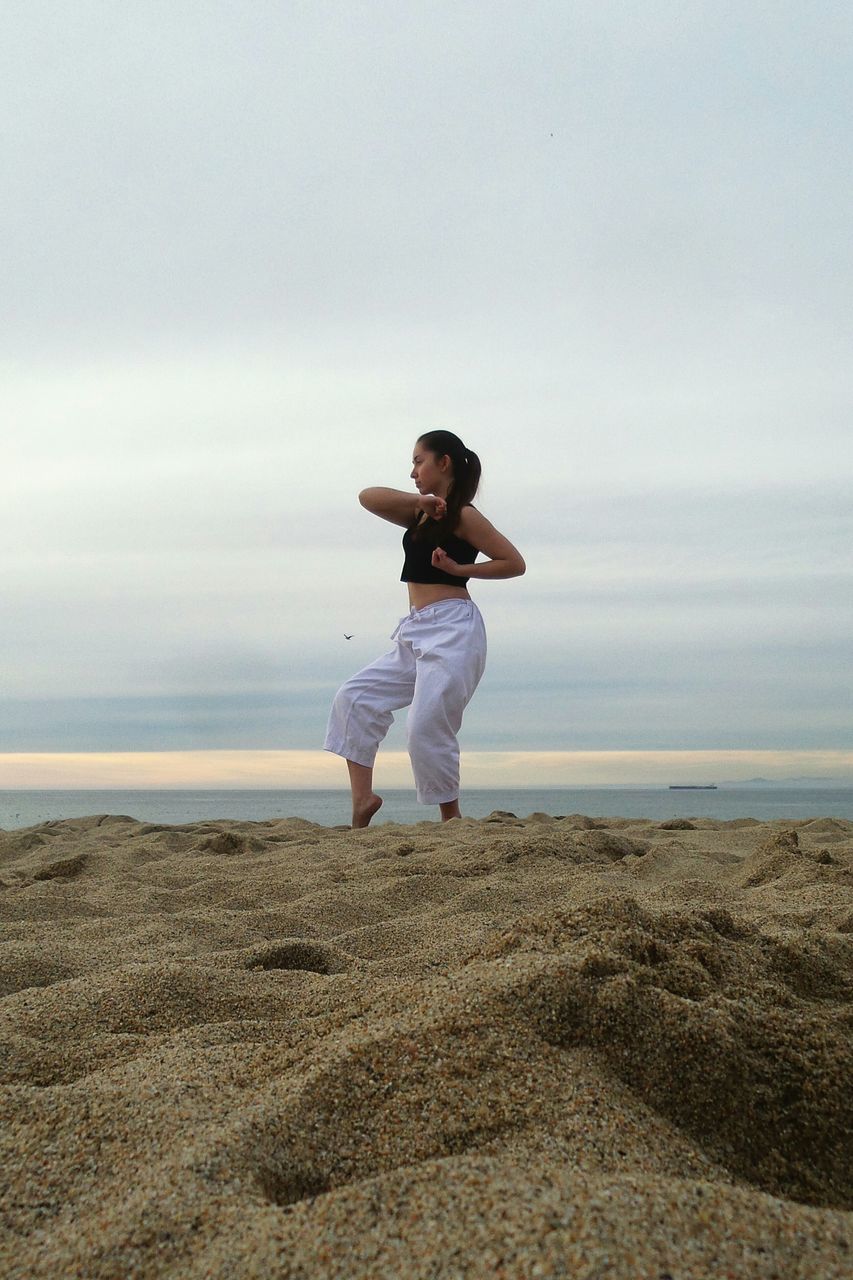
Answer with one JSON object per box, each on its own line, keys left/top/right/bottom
{"left": 2, "top": 1, "right": 851, "bottom": 784}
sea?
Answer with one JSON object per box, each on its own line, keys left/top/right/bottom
{"left": 2, "top": 786, "right": 852, "bottom": 831}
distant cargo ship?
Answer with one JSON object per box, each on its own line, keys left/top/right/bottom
{"left": 669, "top": 785, "right": 718, "bottom": 790}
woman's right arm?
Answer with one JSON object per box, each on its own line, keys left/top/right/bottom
{"left": 359, "top": 487, "right": 421, "bottom": 527}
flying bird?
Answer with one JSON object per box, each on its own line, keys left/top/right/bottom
{"left": 344, "top": 633, "right": 353, "bottom": 640}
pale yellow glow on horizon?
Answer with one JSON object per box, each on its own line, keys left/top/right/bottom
{"left": 0, "top": 750, "right": 851, "bottom": 789}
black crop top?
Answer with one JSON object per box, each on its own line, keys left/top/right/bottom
{"left": 401, "top": 521, "right": 478, "bottom": 586}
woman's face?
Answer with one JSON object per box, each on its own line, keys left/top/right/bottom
{"left": 410, "top": 442, "right": 451, "bottom": 495}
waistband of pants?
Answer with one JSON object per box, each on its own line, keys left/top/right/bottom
{"left": 391, "top": 596, "right": 482, "bottom": 639}
{"left": 407, "top": 597, "right": 476, "bottom": 619}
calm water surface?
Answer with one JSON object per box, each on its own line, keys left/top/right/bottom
{"left": 2, "top": 787, "right": 852, "bottom": 830}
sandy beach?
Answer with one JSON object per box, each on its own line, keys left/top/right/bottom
{"left": 1, "top": 809, "right": 850, "bottom": 1278}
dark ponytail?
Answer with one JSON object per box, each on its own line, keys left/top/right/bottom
{"left": 412, "top": 430, "right": 481, "bottom": 543}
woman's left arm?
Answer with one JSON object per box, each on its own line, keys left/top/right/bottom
{"left": 432, "top": 507, "right": 526, "bottom": 580}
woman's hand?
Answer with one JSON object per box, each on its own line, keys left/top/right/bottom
{"left": 418, "top": 494, "right": 446, "bottom": 520}
{"left": 431, "top": 547, "right": 461, "bottom": 575}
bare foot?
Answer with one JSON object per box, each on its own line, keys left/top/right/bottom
{"left": 352, "top": 794, "right": 383, "bottom": 828}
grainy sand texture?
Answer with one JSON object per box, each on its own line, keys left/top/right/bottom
{"left": 1, "top": 810, "right": 851, "bottom": 1279}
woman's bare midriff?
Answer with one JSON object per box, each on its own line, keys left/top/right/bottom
{"left": 406, "top": 582, "right": 470, "bottom": 610}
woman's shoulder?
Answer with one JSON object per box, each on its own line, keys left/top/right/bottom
{"left": 455, "top": 504, "right": 483, "bottom": 537}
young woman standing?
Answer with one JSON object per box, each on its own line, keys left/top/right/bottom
{"left": 324, "top": 430, "right": 525, "bottom": 827}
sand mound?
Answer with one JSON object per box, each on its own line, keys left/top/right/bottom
{"left": 1, "top": 812, "right": 851, "bottom": 1278}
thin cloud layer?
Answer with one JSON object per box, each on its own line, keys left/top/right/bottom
{"left": 2, "top": 3, "right": 851, "bottom": 773}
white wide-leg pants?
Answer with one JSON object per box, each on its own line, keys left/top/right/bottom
{"left": 323, "top": 598, "right": 487, "bottom": 805}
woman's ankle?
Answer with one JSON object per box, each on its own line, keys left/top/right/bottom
{"left": 352, "top": 793, "right": 383, "bottom": 828}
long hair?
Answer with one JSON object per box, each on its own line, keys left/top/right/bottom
{"left": 411, "top": 430, "right": 482, "bottom": 542}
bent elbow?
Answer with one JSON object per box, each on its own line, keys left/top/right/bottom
{"left": 515, "top": 557, "right": 526, "bottom": 577}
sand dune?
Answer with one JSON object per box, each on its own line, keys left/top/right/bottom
{"left": 1, "top": 811, "right": 851, "bottom": 1278}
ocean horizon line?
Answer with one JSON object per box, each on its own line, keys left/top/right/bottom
{"left": 2, "top": 749, "right": 852, "bottom": 790}
{"left": 3, "top": 779, "right": 853, "bottom": 793}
